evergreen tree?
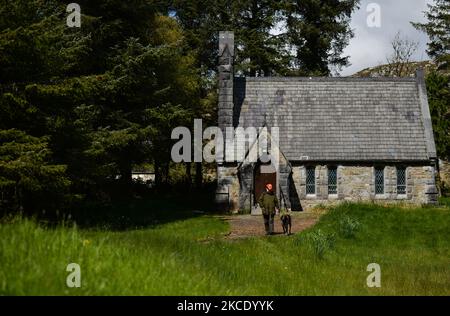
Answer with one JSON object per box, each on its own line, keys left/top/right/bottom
{"left": 0, "top": 1, "right": 90, "bottom": 211}
{"left": 283, "top": 0, "right": 360, "bottom": 76}
{"left": 172, "top": 0, "right": 359, "bottom": 76}
{"left": 426, "top": 71, "right": 450, "bottom": 161}
{"left": 171, "top": 0, "right": 289, "bottom": 77}
{"left": 413, "top": 0, "right": 450, "bottom": 70}
{"left": 0, "top": 129, "right": 70, "bottom": 213}
{"left": 413, "top": 0, "right": 450, "bottom": 166}
{"left": 234, "top": 0, "right": 289, "bottom": 76}
{"left": 0, "top": 1, "right": 200, "bottom": 212}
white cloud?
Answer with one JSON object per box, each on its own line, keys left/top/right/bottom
{"left": 339, "top": 0, "right": 433, "bottom": 76}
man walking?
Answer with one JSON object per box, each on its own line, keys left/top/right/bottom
{"left": 258, "top": 183, "right": 279, "bottom": 235}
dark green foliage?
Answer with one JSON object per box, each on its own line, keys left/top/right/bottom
{"left": 413, "top": 0, "right": 449, "bottom": 165}
{"left": 233, "top": 0, "right": 289, "bottom": 76}
{"left": 338, "top": 215, "right": 361, "bottom": 239}
{"left": 412, "top": 0, "right": 450, "bottom": 70}
{"left": 283, "top": 0, "right": 360, "bottom": 76}
{"left": 440, "top": 196, "right": 450, "bottom": 207}
{"left": 171, "top": 0, "right": 360, "bottom": 77}
{"left": 426, "top": 71, "right": 450, "bottom": 161}
{"left": 0, "top": 129, "right": 70, "bottom": 213}
{"left": 0, "top": 1, "right": 200, "bottom": 213}
{"left": 303, "top": 229, "right": 336, "bottom": 259}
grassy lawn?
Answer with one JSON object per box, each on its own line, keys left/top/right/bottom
{"left": 1, "top": 202, "right": 449, "bottom": 295}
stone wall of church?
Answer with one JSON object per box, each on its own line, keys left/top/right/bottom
{"left": 216, "top": 165, "right": 240, "bottom": 211}
{"left": 219, "top": 163, "right": 438, "bottom": 212}
{"left": 289, "top": 164, "right": 438, "bottom": 211}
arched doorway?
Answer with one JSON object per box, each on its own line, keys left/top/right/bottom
{"left": 254, "top": 163, "right": 277, "bottom": 202}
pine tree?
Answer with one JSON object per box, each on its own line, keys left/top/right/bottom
{"left": 0, "top": 129, "right": 70, "bottom": 213}
{"left": 0, "top": 1, "right": 89, "bottom": 212}
{"left": 173, "top": 0, "right": 360, "bottom": 77}
{"left": 0, "top": 1, "right": 200, "bottom": 212}
{"left": 171, "top": 0, "right": 288, "bottom": 77}
{"left": 426, "top": 71, "right": 450, "bottom": 161}
{"left": 283, "top": 0, "right": 360, "bottom": 76}
{"left": 412, "top": 0, "right": 450, "bottom": 166}
{"left": 412, "top": 0, "right": 450, "bottom": 70}
{"left": 234, "top": 0, "right": 289, "bottom": 76}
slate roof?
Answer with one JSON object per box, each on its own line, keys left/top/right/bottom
{"left": 233, "top": 76, "right": 436, "bottom": 162}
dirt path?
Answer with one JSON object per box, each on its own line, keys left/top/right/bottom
{"left": 221, "top": 213, "right": 319, "bottom": 240}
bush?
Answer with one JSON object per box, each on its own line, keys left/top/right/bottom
{"left": 305, "top": 229, "right": 335, "bottom": 259}
{"left": 338, "top": 216, "right": 361, "bottom": 239}
{"left": 439, "top": 197, "right": 450, "bottom": 208}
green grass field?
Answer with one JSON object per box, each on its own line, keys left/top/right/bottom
{"left": 1, "top": 201, "right": 449, "bottom": 295}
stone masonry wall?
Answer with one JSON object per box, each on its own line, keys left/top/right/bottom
{"left": 290, "top": 164, "right": 437, "bottom": 211}
{"left": 408, "top": 165, "right": 438, "bottom": 204}
{"left": 216, "top": 165, "right": 240, "bottom": 211}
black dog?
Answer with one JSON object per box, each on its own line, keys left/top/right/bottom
{"left": 280, "top": 213, "right": 292, "bottom": 235}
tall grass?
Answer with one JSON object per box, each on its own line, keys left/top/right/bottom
{"left": 1, "top": 202, "right": 449, "bottom": 295}
{"left": 338, "top": 216, "right": 361, "bottom": 239}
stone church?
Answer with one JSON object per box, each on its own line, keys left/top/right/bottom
{"left": 215, "top": 31, "right": 438, "bottom": 212}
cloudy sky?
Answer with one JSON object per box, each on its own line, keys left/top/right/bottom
{"left": 339, "top": 0, "right": 433, "bottom": 76}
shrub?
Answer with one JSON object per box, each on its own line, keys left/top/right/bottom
{"left": 339, "top": 216, "right": 360, "bottom": 239}
{"left": 439, "top": 197, "right": 450, "bottom": 207}
{"left": 305, "top": 229, "right": 335, "bottom": 259}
